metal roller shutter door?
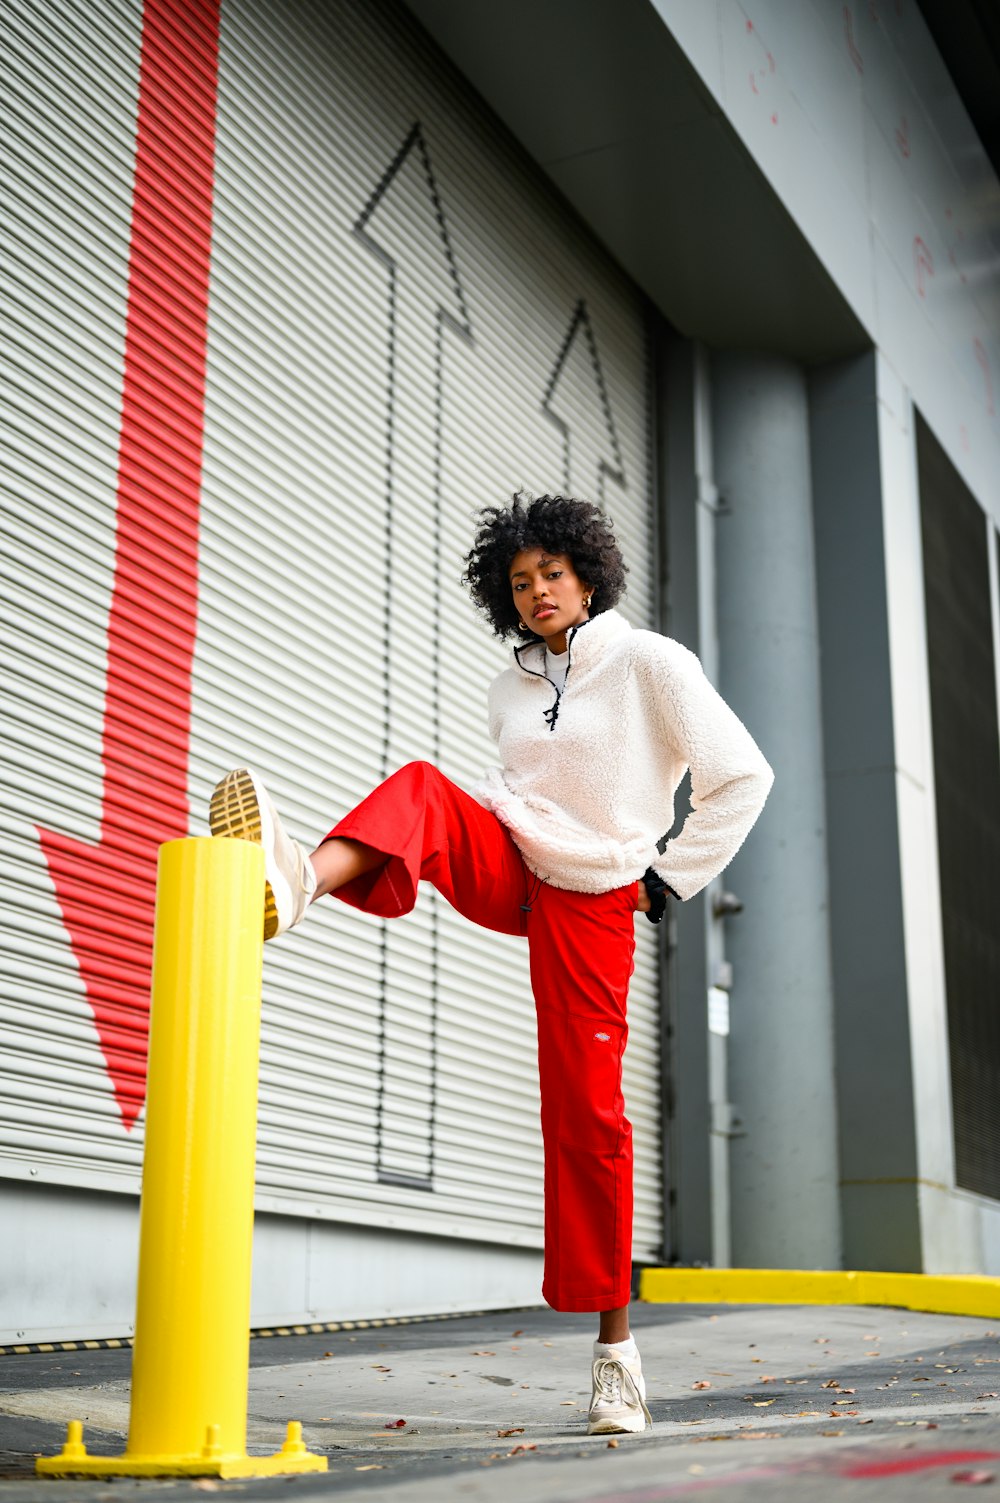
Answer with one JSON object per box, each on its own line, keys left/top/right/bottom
{"left": 1, "top": 0, "right": 665, "bottom": 1262}
{"left": 1, "top": 0, "right": 148, "bottom": 1177}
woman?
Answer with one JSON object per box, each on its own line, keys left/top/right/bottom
{"left": 210, "top": 492, "right": 774, "bottom": 1436}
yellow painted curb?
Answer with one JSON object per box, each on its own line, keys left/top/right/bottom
{"left": 639, "top": 1268, "right": 1000, "bottom": 1320}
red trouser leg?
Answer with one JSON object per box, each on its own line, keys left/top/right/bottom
{"left": 528, "top": 881, "right": 638, "bottom": 1312}
{"left": 322, "top": 760, "right": 637, "bottom": 1312}
{"left": 324, "top": 760, "right": 529, "bottom": 933}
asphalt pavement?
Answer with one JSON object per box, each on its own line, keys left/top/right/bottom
{"left": 3, "top": 1300, "right": 1000, "bottom": 1500}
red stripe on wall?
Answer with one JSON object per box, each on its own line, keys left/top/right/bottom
{"left": 38, "top": 0, "right": 221, "bottom": 1130}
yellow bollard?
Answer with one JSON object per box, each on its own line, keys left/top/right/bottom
{"left": 37, "top": 838, "right": 326, "bottom": 1478}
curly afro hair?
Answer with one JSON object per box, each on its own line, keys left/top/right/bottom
{"left": 462, "top": 491, "right": 627, "bottom": 640}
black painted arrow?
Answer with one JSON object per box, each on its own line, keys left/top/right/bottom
{"left": 543, "top": 298, "right": 625, "bottom": 504}
{"left": 353, "top": 122, "right": 472, "bottom": 1189}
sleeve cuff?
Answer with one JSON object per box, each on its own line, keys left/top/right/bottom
{"left": 641, "top": 867, "right": 680, "bottom": 922}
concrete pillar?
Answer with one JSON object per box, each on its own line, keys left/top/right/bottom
{"left": 710, "top": 351, "right": 841, "bottom": 1268}
{"left": 809, "top": 354, "right": 922, "bottom": 1270}
{"left": 660, "top": 337, "right": 725, "bottom": 1265}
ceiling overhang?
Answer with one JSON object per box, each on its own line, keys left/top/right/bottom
{"left": 405, "top": 0, "right": 869, "bottom": 362}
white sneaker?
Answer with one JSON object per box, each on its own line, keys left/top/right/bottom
{"left": 587, "top": 1342, "right": 652, "bottom": 1435}
{"left": 209, "top": 768, "right": 317, "bottom": 940}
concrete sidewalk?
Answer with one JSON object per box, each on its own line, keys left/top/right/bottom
{"left": 3, "top": 1301, "right": 1000, "bottom": 1500}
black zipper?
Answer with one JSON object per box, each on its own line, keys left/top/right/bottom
{"left": 514, "top": 618, "right": 591, "bottom": 733}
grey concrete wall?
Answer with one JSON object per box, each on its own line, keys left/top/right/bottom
{"left": 654, "top": 0, "right": 1000, "bottom": 525}
{"left": 0, "top": 1181, "right": 544, "bottom": 1345}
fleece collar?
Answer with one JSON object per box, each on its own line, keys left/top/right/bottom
{"left": 511, "top": 607, "right": 632, "bottom": 677}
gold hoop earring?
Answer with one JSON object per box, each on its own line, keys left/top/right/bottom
{"left": 584, "top": 595, "right": 592, "bottom": 608}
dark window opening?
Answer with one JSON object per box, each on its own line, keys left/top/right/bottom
{"left": 917, "top": 413, "right": 1000, "bottom": 1200}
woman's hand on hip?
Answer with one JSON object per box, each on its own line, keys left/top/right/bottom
{"left": 636, "top": 880, "right": 652, "bottom": 913}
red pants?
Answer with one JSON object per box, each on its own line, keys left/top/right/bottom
{"left": 325, "top": 761, "right": 638, "bottom": 1313}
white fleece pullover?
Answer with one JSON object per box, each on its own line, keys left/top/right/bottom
{"left": 472, "top": 608, "right": 774, "bottom": 901}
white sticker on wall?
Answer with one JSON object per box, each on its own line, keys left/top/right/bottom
{"left": 708, "top": 986, "right": 731, "bottom": 1037}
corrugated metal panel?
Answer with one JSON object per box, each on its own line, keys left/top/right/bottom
{"left": 1, "top": 0, "right": 147, "bottom": 1170}
{"left": 198, "top": 0, "right": 663, "bottom": 1257}
{"left": 4, "top": 0, "right": 220, "bottom": 1170}
{"left": 1, "top": 0, "right": 664, "bottom": 1262}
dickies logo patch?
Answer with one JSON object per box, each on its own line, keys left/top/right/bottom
{"left": 594, "top": 1031, "right": 611, "bottom": 1042}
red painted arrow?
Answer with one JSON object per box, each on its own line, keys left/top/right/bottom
{"left": 37, "top": 0, "right": 221, "bottom": 1130}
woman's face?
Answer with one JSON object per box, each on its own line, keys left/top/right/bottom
{"left": 508, "top": 548, "right": 592, "bottom": 653}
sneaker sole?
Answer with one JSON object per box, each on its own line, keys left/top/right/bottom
{"left": 209, "top": 768, "right": 282, "bottom": 940}
{"left": 587, "top": 1413, "right": 649, "bottom": 1435}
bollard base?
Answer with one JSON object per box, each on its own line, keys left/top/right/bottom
{"left": 36, "top": 1420, "right": 328, "bottom": 1478}
{"left": 36, "top": 1453, "right": 328, "bottom": 1478}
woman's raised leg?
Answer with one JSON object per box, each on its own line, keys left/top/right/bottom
{"left": 318, "top": 759, "right": 528, "bottom": 934}
{"left": 308, "top": 836, "right": 383, "bottom": 899}
{"left": 210, "top": 761, "right": 529, "bottom": 939}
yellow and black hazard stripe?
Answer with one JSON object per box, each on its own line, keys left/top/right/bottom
{"left": 0, "top": 1306, "right": 533, "bottom": 1357}
{"left": 0, "top": 1337, "right": 132, "bottom": 1357}
{"left": 252, "top": 1309, "right": 502, "bottom": 1339}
